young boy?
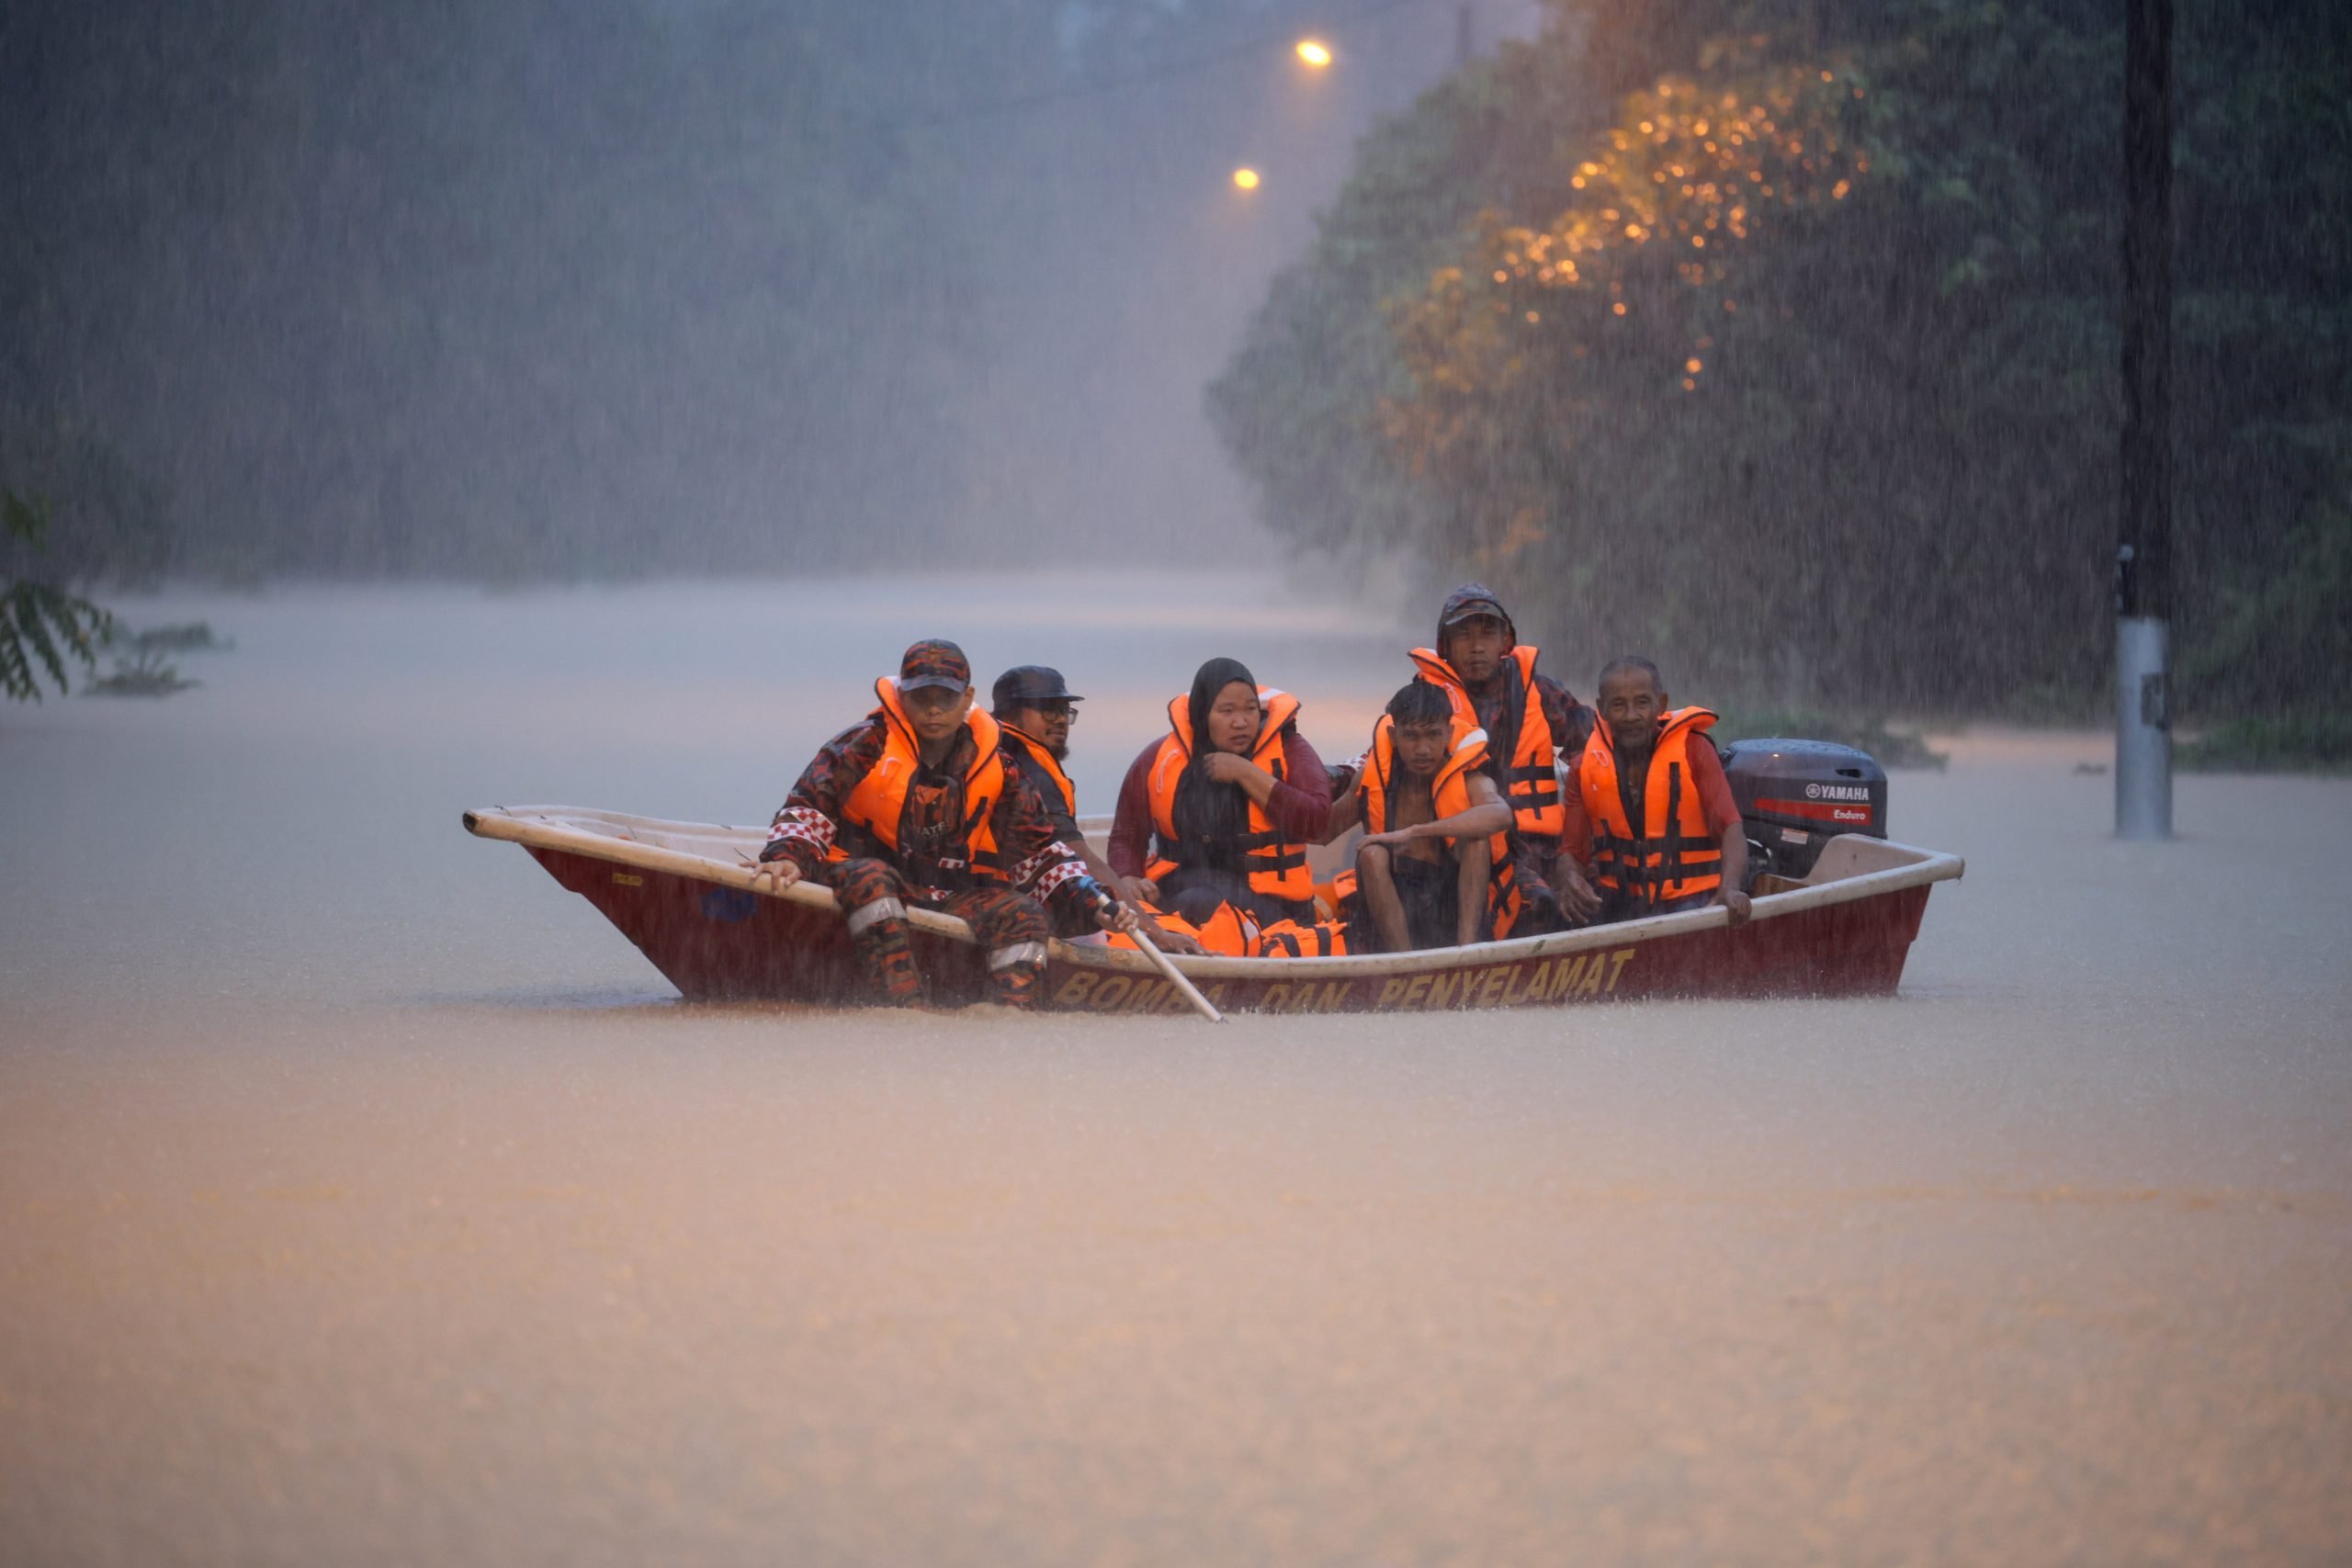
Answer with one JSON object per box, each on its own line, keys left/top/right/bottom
{"left": 1563, "top": 657, "right": 1751, "bottom": 925}
{"left": 1325, "top": 678, "right": 1515, "bottom": 951}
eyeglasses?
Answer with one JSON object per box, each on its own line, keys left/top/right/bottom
{"left": 1034, "top": 702, "right": 1079, "bottom": 723}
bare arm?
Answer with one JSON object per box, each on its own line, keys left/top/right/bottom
{"left": 1455, "top": 832, "right": 1492, "bottom": 947}
{"left": 1106, "top": 744, "right": 1161, "bottom": 904}
{"left": 1359, "top": 773, "right": 1511, "bottom": 849}
{"left": 1321, "top": 786, "right": 1363, "bottom": 842}
{"left": 1688, "top": 739, "right": 1749, "bottom": 925}
{"left": 1714, "top": 822, "right": 1751, "bottom": 925}
{"left": 1075, "top": 839, "right": 1119, "bottom": 885}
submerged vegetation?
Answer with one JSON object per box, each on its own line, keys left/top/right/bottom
{"left": 83, "top": 623, "right": 224, "bottom": 697}
{"left": 1212, "top": 0, "right": 2350, "bottom": 745}
{"left": 85, "top": 645, "right": 202, "bottom": 698}
{"left": 2, "top": 484, "right": 222, "bottom": 702}
{"left": 2, "top": 490, "right": 112, "bottom": 703}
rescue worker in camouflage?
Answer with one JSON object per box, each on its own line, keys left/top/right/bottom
{"left": 752, "top": 639, "right": 1136, "bottom": 1008}
{"left": 991, "top": 663, "right": 1206, "bottom": 954}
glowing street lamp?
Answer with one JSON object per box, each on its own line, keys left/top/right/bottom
{"left": 1231, "top": 166, "right": 1261, "bottom": 191}
{"left": 1295, "top": 38, "right": 1333, "bottom": 68}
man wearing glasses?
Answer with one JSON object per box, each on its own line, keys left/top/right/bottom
{"left": 990, "top": 665, "right": 1114, "bottom": 885}
{"left": 992, "top": 665, "right": 1205, "bottom": 954}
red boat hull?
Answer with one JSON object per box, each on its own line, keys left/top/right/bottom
{"left": 528, "top": 844, "right": 1933, "bottom": 1013}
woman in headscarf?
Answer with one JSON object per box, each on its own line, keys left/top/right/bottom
{"left": 1108, "top": 657, "right": 1332, "bottom": 928}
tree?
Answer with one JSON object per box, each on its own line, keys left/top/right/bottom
{"left": 1214, "top": 0, "right": 2352, "bottom": 716}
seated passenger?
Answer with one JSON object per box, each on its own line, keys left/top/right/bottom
{"left": 1325, "top": 678, "right": 1513, "bottom": 952}
{"left": 994, "top": 662, "right": 1208, "bottom": 956}
{"left": 989, "top": 665, "right": 1105, "bottom": 875}
{"left": 1108, "top": 657, "right": 1332, "bottom": 929}
{"left": 750, "top": 639, "right": 1137, "bottom": 1008}
{"left": 1562, "top": 656, "right": 1751, "bottom": 926}
{"left": 1408, "top": 583, "right": 1600, "bottom": 931}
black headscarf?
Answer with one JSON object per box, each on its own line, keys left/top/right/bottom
{"left": 1171, "top": 656, "right": 1261, "bottom": 863}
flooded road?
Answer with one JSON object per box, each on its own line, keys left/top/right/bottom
{"left": 5, "top": 577, "right": 2348, "bottom": 1565}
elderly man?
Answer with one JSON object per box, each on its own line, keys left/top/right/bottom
{"left": 1562, "top": 656, "right": 1750, "bottom": 926}
{"left": 752, "top": 640, "right": 1136, "bottom": 1008}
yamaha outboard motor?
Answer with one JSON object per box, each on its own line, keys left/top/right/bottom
{"left": 1717, "top": 738, "right": 1888, "bottom": 883}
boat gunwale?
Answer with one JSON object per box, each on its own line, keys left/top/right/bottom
{"left": 463, "top": 805, "right": 1963, "bottom": 979}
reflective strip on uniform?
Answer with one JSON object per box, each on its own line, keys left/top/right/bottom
{"left": 845, "top": 897, "right": 908, "bottom": 934}
{"left": 989, "top": 941, "right": 1048, "bottom": 971}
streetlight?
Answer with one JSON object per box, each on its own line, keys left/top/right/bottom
{"left": 1295, "top": 38, "right": 1333, "bottom": 68}
{"left": 1231, "top": 166, "right": 1262, "bottom": 191}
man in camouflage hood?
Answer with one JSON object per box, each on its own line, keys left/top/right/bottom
{"left": 1407, "top": 584, "right": 1600, "bottom": 931}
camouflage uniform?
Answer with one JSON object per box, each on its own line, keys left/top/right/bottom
{"left": 761, "top": 643, "right": 1108, "bottom": 1008}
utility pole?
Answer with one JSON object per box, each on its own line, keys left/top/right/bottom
{"left": 2115, "top": 0, "right": 2173, "bottom": 840}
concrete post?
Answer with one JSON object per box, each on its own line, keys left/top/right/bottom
{"left": 2116, "top": 605, "right": 2171, "bottom": 840}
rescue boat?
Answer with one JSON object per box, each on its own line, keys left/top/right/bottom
{"left": 462, "top": 805, "right": 1962, "bottom": 1015}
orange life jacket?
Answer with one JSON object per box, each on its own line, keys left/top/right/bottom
{"left": 999, "top": 722, "right": 1077, "bottom": 817}
{"left": 1250, "top": 918, "right": 1351, "bottom": 958}
{"left": 1577, "top": 707, "right": 1724, "bottom": 908}
{"left": 1107, "top": 900, "right": 1257, "bottom": 956}
{"left": 831, "top": 678, "right": 1007, "bottom": 885}
{"left": 1144, "top": 686, "right": 1314, "bottom": 905}
{"left": 1408, "top": 645, "right": 1565, "bottom": 838}
{"left": 1352, "top": 710, "right": 1532, "bottom": 940}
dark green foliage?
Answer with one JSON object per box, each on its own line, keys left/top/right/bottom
{"left": 1205, "top": 55, "right": 1574, "bottom": 560}
{"left": 2179, "top": 714, "right": 2352, "bottom": 773}
{"left": 2181, "top": 488, "right": 2352, "bottom": 712}
{"left": 1213, "top": 0, "right": 2352, "bottom": 725}
{"left": 1, "top": 490, "right": 114, "bottom": 702}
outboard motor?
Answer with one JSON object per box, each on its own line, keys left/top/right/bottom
{"left": 1717, "top": 738, "right": 1888, "bottom": 883}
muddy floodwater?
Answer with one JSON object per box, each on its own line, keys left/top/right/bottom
{"left": 4, "top": 575, "right": 2347, "bottom": 1566}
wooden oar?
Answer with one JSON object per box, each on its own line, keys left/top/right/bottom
{"left": 1124, "top": 917, "right": 1224, "bottom": 1024}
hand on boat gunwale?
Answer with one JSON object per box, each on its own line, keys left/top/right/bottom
{"left": 1557, "top": 861, "right": 1602, "bottom": 923}
{"left": 1145, "top": 919, "right": 1206, "bottom": 956}
{"left": 746, "top": 857, "right": 802, "bottom": 893}
{"left": 1714, "top": 886, "right": 1752, "bottom": 926}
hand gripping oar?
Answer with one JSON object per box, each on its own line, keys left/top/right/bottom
{"left": 1123, "top": 915, "right": 1224, "bottom": 1024}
